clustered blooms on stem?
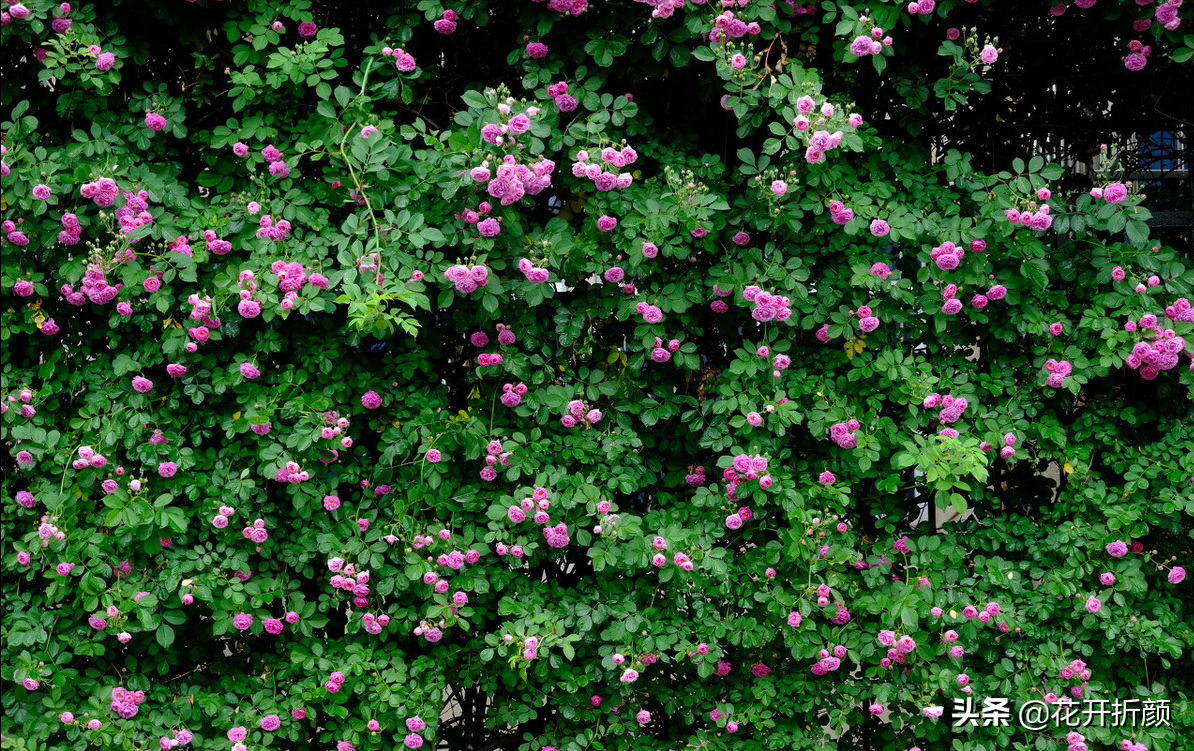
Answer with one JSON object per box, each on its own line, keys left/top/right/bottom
{"left": 561, "top": 399, "right": 602, "bottom": 429}
{"left": 328, "top": 557, "right": 373, "bottom": 610}
{"left": 255, "top": 213, "right": 293, "bottom": 242}
{"left": 402, "top": 715, "right": 430, "bottom": 749}
{"left": 829, "top": 419, "right": 861, "bottom": 449}
{"left": 236, "top": 271, "right": 261, "bottom": 318}
{"left": 707, "top": 10, "right": 762, "bottom": 44}
{"left": 360, "top": 610, "right": 391, "bottom": 635}
{"left": 273, "top": 460, "right": 310, "bottom": 484}
{"left": 444, "top": 263, "right": 489, "bottom": 294}
{"left": 58, "top": 254, "right": 122, "bottom": 305}
{"left": 499, "top": 382, "right": 528, "bottom": 408}
{"left": 924, "top": 393, "right": 969, "bottom": 426}
{"left": 471, "top": 324, "right": 517, "bottom": 349}
{"left": 1122, "top": 310, "right": 1190, "bottom": 378}
{"left": 257, "top": 143, "right": 291, "bottom": 179}
{"left": 724, "top": 453, "right": 771, "bottom": 501}
{"left": 980, "top": 431, "right": 1019, "bottom": 459}
{"left": 109, "top": 686, "right": 146, "bottom": 719}
{"left": 849, "top": 22, "right": 893, "bottom": 58}
{"left": 1123, "top": 39, "right": 1153, "bottom": 71}
{"left": 810, "top": 644, "right": 848, "bottom": 675}
{"left": 517, "top": 257, "right": 550, "bottom": 283}
{"left": 854, "top": 304, "right": 881, "bottom": 333}
{"left": 634, "top": 300, "right": 663, "bottom": 324}
{"left": 203, "top": 228, "right": 232, "bottom": 255}
{"left": 742, "top": 285, "right": 793, "bottom": 323}
{"left": 432, "top": 9, "right": 457, "bottom": 34}
{"left": 71, "top": 445, "right": 109, "bottom": 471}
{"left": 271, "top": 260, "right": 325, "bottom": 310}
{"left": 534, "top": 0, "right": 588, "bottom": 15}
{"left": 1003, "top": 202, "right": 1053, "bottom": 232}
{"left": 929, "top": 240, "right": 967, "bottom": 272}
{"left": 826, "top": 198, "right": 854, "bottom": 224}
{"left": 1043, "top": 358, "right": 1074, "bottom": 389}
{"left": 57, "top": 212, "right": 81, "bottom": 245}
{"left": 470, "top": 152, "right": 556, "bottom": 207}
{"left": 790, "top": 94, "right": 863, "bottom": 164}
{"left": 546, "top": 80, "right": 578, "bottom": 112}
{"left": 381, "top": 45, "right": 416, "bottom": 72}
{"left": 649, "top": 336, "right": 681, "bottom": 363}
{"left": 479, "top": 439, "right": 514, "bottom": 481}
{"left": 570, "top": 145, "right": 636, "bottom": 191}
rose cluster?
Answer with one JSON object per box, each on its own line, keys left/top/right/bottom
{"left": 708, "top": 11, "right": 762, "bottom": 44}
{"left": 1003, "top": 204, "right": 1053, "bottom": 232}
{"left": 272, "top": 460, "right": 311, "bottom": 484}
{"left": 742, "top": 285, "right": 793, "bottom": 323}
{"left": 255, "top": 213, "right": 293, "bottom": 242}
{"left": 444, "top": 263, "right": 489, "bottom": 294}
{"left": 829, "top": 420, "right": 861, "bottom": 449}
{"left": 649, "top": 336, "right": 681, "bottom": 363}
{"left": 109, "top": 686, "right": 146, "bottom": 719}
{"left": 923, "top": 393, "right": 969, "bottom": 424}
{"left": 570, "top": 146, "right": 636, "bottom": 191}
{"left": 791, "top": 95, "right": 863, "bottom": 165}
{"left": 810, "top": 645, "right": 848, "bottom": 675}
{"left": 561, "top": 399, "right": 602, "bottom": 429}
{"left": 930, "top": 240, "right": 966, "bottom": 272}
{"left": 517, "top": 257, "right": 550, "bottom": 283}
{"left": 499, "top": 382, "right": 528, "bottom": 408}
{"left": 328, "top": 559, "right": 372, "bottom": 610}
{"left": 470, "top": 154, "right": 556, "bottom": 206}
{"left": 546, "top": 80, "right": 578, "bottom": 112}
{"left": 827, "top": 199, "right": 854, "bottom": 226}
{"left": 479, "top": 439, "right": 514, "bottom": 482}
{"left": 1044, "top": 358, "right": 1074, "bottom": 389}
{"left": 724, "top": 453, "right": 771, "bottom": 501}
{"left": 1123, "top": 313, "right": 1188, "bottom": 379}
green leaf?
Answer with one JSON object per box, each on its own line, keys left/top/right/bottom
{"left": 156, "top": 624, "right": 175, "bottom": 649}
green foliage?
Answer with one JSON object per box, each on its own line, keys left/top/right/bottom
{"left": 1, "top": 1, "right": 1192, "bottom": 751}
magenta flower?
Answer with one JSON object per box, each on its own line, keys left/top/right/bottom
{"left": 1103, "top": 183, "right": 1128, "bottom": 204}
{"left": 144, "top": 112, "right": 167, "bottom": 131}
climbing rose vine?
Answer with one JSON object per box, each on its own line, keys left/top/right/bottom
{"left": 2, "top": 1, "right": 1192, "bottom": 750}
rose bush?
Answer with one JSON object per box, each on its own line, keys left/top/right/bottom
{"left": 2, "top": 1, "right": 1192, "bottom": 750}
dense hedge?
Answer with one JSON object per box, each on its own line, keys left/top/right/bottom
{"left": 2, "top": 1, "right": 1192, "bottom": 750}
